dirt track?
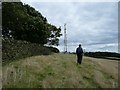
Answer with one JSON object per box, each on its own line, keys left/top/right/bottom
{"left": 89, "top": 57, "right": 118, "bottom": 79}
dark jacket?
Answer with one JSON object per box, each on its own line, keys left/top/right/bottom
{"left": 76, "top": 47, "right": 83, "bottom": 55}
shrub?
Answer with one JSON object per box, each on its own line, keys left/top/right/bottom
{"left": 2, "top": 38, "right": 53, "bottom": 63}
{"left": 45, "top": 46, "right": 59, "bottom": 53}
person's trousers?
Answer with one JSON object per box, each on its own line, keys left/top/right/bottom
{"left": 77, "top": 54, "right": 83, "bottom": 64}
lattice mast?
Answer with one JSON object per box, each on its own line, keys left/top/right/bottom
{"left": 64, "top": 23, "right": 67, "bottom": 52}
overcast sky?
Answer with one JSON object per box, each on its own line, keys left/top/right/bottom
{"left": 21, "top": 0, "right": 118, "bottom": 53}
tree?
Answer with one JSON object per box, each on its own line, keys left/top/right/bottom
{"left": 47, "top": 24, "right": 62, "bottom": 46}
{"left": 2, "top": 2, "right": 62, "bottom": 46}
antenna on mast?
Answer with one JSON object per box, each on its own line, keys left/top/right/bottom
{"left": 64, "top": 23, "right": 67, "bottom": 53}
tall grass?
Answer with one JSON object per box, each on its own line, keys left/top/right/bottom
{"left": 2, "top": 54, "right": 118, "bottom": 88}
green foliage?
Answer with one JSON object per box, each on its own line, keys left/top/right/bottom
{"left": 2, "top": 38, "right": 56, "bottom": 64}
{"left": 2, "top": 2, "right": 62, "bottom": 46}
{"left": 46, "top": 46, "right": 60, "bottom": 53}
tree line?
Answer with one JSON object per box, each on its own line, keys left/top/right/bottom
{"left": 84, "top": 52, "right": 120, "bottom": 60}
{"left": 2, "top": 2, "right": 62, "bottom": 46}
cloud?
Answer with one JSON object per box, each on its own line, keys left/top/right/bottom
{"left": 21, "top": 1, "right": 118, "bottom": 52}
{"left": 21, "top": 0, "right": 119, "bottom": 2}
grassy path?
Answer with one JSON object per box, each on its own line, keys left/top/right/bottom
{"left": 2, "top": 53, "right": 119, "bottom": 88}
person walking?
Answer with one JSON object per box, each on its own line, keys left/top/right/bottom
{"left": 76, "top": 44, "right": 83, "bottom": 64}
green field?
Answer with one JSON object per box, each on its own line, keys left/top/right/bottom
{"left": 2, "top": 53, "right": 118, "bottom": 88}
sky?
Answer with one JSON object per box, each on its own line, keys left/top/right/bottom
{"left": 21, "top": 0, "right": 118, "bottom": 53}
